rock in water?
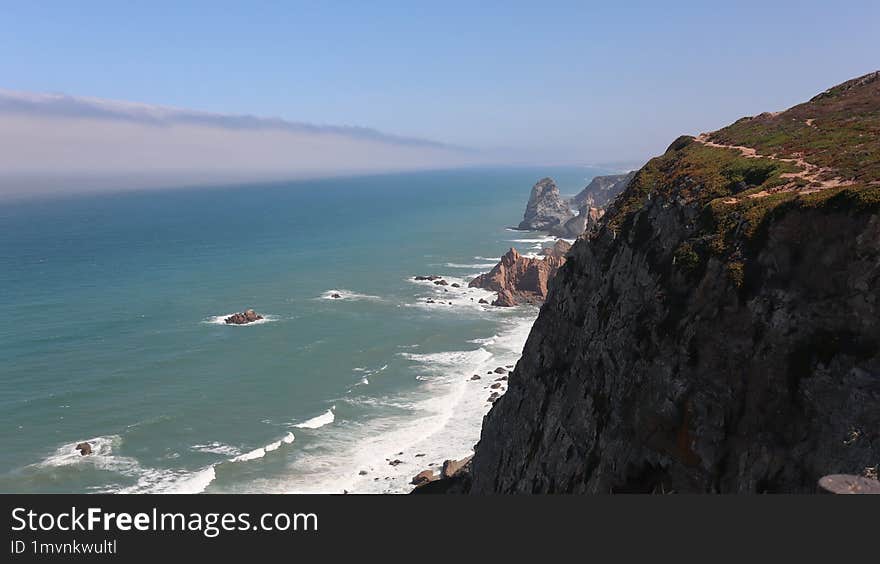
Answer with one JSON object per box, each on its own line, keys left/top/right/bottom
{"left": 465, "top": 72, "right": 880, "bottom": 494}
{"left": 470, "top": 243, "right": 570, "bottom": 306}
{"left": 75, "top": 442, "right": 92, "bottom": 456}
{"left": 518, "top": 178, "right": 574, "bottom": 231}
{"left": 224, "top": 309, "right": 264, "bottom": 325}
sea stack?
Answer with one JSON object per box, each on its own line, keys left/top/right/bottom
{"left": 469, "top": 241, "right": 570, "bottom": 306}
{"left": 517, "top": 178, "right": 574, "bottom": 231}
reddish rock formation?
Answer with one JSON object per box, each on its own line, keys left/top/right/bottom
{"left": 469, "top": 241, "right": 570, "bottom": 306}
{"left": 492, "top": 288, "right": 517, "bottom": 307}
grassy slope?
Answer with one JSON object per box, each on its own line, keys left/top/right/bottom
{"left": 606, "top": 71, "right": 880, "bottom": 285}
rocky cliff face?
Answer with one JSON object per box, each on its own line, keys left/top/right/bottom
{"left": 465, "top": 72, "right": 880, "bottom": 494}
{"left": 550, "top": 206, "right": 605, "bottom": 238}
{"left": 518, "top": 178, "right": 574, "bottom": 231}
{"left": 469, "top": 241, "right": 571, "bottom": 306}
{"left": 570, "top": 171, "right": 636, "bottom": 209}
{"left": 547, "top": 173, "right": 633, "bottom": 238}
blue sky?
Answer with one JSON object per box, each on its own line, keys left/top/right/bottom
{"left": 0, "top": 0, "right": 877, "bottom": 189}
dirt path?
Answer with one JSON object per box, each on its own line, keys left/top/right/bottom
{"left": 693, "top": 133, "right": 853, "bottom": 202}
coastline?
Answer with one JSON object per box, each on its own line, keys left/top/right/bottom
{"left": 0, "top": 167, "right": 600, "bottom": 495}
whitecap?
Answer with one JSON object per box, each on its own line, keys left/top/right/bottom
{"left": 231, "top": 432, "right": 295, "bottom": 463}
{"left": 294, "top": 408, "right": 335, "bottom": 429}
{"left": 444, "top": 262, "right": 499, "bottom": 269}
{"left": 191, "top": 442, "right": 242, "bottom": 457}
{"left": 319, "top": 289, "right": 382, "bottom": 301}
{"left": 507, "top": 235, "right": 557, "bottom": 244}
{"left": 37, "top": 436, "right": 219, "bottom": 494}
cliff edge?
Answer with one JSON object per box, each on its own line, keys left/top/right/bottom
{"left": 466, "top": 72, "right": 880, "bottom": 493}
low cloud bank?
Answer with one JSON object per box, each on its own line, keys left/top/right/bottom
{"left": 0, "top": 90, "right": 483, "bottom": 199}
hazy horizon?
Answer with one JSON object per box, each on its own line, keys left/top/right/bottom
{"left": 1, "top": 1, "right": 878, "bottom": 198}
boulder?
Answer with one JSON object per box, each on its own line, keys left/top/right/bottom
{"left": 411, "top": 470, "right": 437, "bottom": 486}
{"left": 75, "top": 442, "right": 92, "bottom": 456}
{"left": 441, "top": 456, "right": 473, "bottom": 479}
{"left": 470, "top": 374, "right": 481, "bottom": 380}
{"left": 494, "top": 367, "right": 507, "bottom": 374}
{"left": 224, "top": 309, "right": 264, "bottom": 325}
{"left": 433, "top": 279, "right": 449, "bottom": 286}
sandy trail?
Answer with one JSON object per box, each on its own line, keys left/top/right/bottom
{"left": 693, "top": 133, "right": 854, "bottom": 202}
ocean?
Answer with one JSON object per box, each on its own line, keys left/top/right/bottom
{"left": 0, "top": 166, "right": 613, "bottom": 494}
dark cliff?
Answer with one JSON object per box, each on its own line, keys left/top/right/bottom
{"left": 466, "top": 72, "right": 880, "bottom": 493}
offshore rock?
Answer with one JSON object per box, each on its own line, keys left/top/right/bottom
{"left": 518, "top": 178, "right": 574, "bottom": 231}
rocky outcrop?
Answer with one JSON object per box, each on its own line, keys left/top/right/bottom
{"left": 463, "top": 73, "right": 880, "bottom": 494}
{"left": 224, "top": 309, "right": 263, "bottom": 325}
{"left": 518, "top": 178, "right": 574, "bottom": 231}
{"left": 570, "top": 171, "right": 635, "bottom": 209}
{"left": 469, "top": 242, "right": 571, "bottom": 306}
{"left": 491, "top": 288, "right": 517, "bottom": 307}
{"left": 550, "top": 206, "right": 605, "bottom": 238}
{"left": 548, "top": 173, "right": 633, "bottom": 238}
{"left": 411, "top": 469, "right": 438, "bottom": 486}
{"left": 411, "top": 456, "right": 474, "bottom": 494}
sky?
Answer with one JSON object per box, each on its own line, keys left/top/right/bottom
{"left": 0, "top": 1, "right": 878, "bottom": 197}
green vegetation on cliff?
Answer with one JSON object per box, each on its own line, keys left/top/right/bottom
{"left": 608, "top": 71, "right": 880, "bottom": 280}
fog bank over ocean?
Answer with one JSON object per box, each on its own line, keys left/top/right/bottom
{"left": 0, "top": 89, "right": 490, "bottom": 199}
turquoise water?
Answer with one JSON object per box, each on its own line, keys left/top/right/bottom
{"left": 0, "top": 167, "right": 611, "bottom": 493}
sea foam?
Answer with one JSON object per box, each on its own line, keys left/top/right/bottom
{"left": 294, "top": 408, "right": 335, "bottom": 429}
